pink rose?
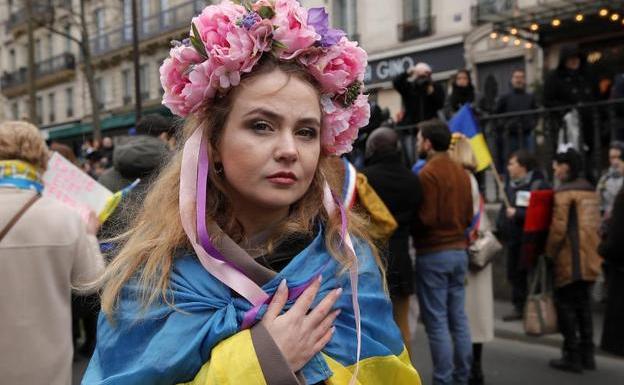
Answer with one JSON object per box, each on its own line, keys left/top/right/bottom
{"left": 304, "top": 38, "right": 367, "bottom": 94}
{"left": 321, "top": 94, "right": 370, "bottom": 155}
{"left": 182, "top": 60, "right": 218, "bottom": 114}
{"left": 248, "top": 19, "right": 274, "bottom": 56}
{"left": 192, "top": 1, "right": 245, "bottom": 51}
{"left": 272, "top": 0, "right": 319, "bottom": 58}
{"left": 160, "top": 45, "right": 202, "bottom": 116}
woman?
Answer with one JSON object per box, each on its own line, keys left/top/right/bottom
{"left": 0, "top": 121, "right": 104, "bottom": 385}
{"left": 448, "top": 135, "right": 494, "bottom": 385}
{"left": 546, "top": 148, "right": 602, "bottom": 373}
{"left": 83, "top": 1, "right": 420, "bottom": 384}
{"left": 444, "top": 69, "right": 476, "bottom": 119}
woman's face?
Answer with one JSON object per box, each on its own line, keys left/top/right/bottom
{"left": 553, "top": 161, "right": 569, "bottom": 182}
{"left": 456, "top": 72, "right": 470, "bottom": 87}
{"left": 216, "top": 68, "right": 321, "bottom": 214}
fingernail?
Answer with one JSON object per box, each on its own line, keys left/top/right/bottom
{"left": 334, "top": 309, "right": 342, "bottom": 316}
{"left": 331, "top": 326, "right": 336, "bottom": 333}
{"left": 335, "top": 288, "right": 343, "bottom": 296}
{"left": 317, "top": 274, "right": 323, "bottom": 283}
{"left": 278, "top": 279, "right": 287, "bottom": 291}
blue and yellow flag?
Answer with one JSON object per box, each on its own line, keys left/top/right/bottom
{"left": 449, "top": 105, "right": 493, "bottom": 172}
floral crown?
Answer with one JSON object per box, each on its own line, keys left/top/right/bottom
{"left": 159, "top": 0, "right": 369, "bottom": 155}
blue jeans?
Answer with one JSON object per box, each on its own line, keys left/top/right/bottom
{"left": 415, "top": 249, "right": 472, "bottom": 385}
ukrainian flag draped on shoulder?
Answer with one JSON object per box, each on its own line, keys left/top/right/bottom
{"left": 82, "top": 230, "right": 420, "bottom": 385}
{"left": 449, "top": 104, "right": 493, "bottom": 172}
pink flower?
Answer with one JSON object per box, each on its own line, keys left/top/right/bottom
{"left": 321, "top": 94, "right": 370, "bottom": 155}
{"left": 248, "top": 18, "right": 274, "bottom": 56}
{"left": 272, "top": 0, "right": 319, "bottom": 58}
{"left": 192, "top": 1, "right": 246, "bottom": 51}
{"left": 159, "top": 45, "right": 202, "bottom": 116}
{"left": 304, "top": 38, "right": 367, "bottom": 94}
{"left": 182, "top": 60, "right": 218, "bottom": 114}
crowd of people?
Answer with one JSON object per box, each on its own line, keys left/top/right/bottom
{"left": 1, "top": 1, "right": 624, "bottom": 384}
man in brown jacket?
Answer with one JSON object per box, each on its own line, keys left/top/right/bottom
{"left": 412, "top": 120, "right": 474, "bottom": 385}
{"left": 546, "top": 148, "right": 602, "bottom": 374}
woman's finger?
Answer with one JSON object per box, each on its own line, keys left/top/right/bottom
{"left": 289, "top": 275, "right": 322, "bottom": 316}
{"left": 310, "top": 309, "right": 340, "bottom": 341}
{"left": 305, "top": 287, "right": 342, "bottom": 327}
{"left": 264, "top": 279, "right": 288, "bottom": 320}
{"left": 312, "top": 326, "right": 335, "bottom": 354}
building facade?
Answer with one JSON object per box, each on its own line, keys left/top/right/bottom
{"left": 2, "top": 0, "right": 622, "bottom": 142}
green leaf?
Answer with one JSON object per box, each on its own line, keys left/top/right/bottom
{"left": 272, "top": 40, "right": 288, "bottom": 50}
{"left": 242, "top": 0, "right": 253, "bottom": 12}
{"left": 190, "top": 23, "right": 208, "bottom": 59}
{"left": 258, "top": 6, "right": 275, "bottom": 19}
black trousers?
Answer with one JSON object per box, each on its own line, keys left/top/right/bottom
{"left": 555, "top": 281, "right": 594, "bottom": 353}
{"left": 506, "top": 247, "right": 527, "bottom": 312}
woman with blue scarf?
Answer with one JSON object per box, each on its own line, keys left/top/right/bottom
{"left": 83, "top": 1, "right": 420, "bottom": 384}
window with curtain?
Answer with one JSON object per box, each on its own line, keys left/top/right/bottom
{"left": 34, "top": 39, "right": 41, "bottom": 62}
{"left": 36, "top": 96, "right": 43, "bottom": 124}
{"left": 95, "top": 8, "right": 106, "bottom": 51}
{"left": 95, "top": 77, "right": 105, "bottom": 110}
{"left": 139, "top": 64, "right": 150, "bottom": 100}
{"left": 400, "top": 0, "right": 432, "bottom": 41}
{"left": 48, "top": 92, "right": 56, "bottom": 123}
{"left": 160, "top": 0, "right": 171, "bottom": 27}
{"left": 64, "top": 25, "right": 72, "bottom": 52}
{"left": 66, "top": 87, "right": 74, "bottom": 118}
{"left": 122, "top": 68, "right": 133, "bottom": 103}
{"left": 403, "top": 0, "right": 430, "bottom": 22}
{"left": 332, "top": 0, "right": 357, "bottom": 39}
{"left": 123, "top": 0, "right": 133, "bottom": 41}
{"left": 47, "top": 34, "right": 53, "bottom": 59}
{"left": 141, "top": 0, "right": 151, "bottom": 34}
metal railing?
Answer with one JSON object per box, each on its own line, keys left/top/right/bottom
{"left": 91, "top": 0, "right": 205, "bottom": 56}
{"left": 6, "top": 3, "right": 54, "bottom": 32}
{"left": 1, "top": 52, "right": 76, "bottom": 89}
{"left": 397, "top": 15, "right": 435, "bottom": 42}
{"left": 360, "top": 98, "right": 624, "bottom": 200}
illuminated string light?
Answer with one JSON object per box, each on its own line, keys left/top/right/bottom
{"left": 551, "top": 18, "right": 561, "bottom": 27}
{"left": 575, "top": 13, "right": 584, "bottom": 22}
{"left": 599, "top": 8, "right": 609, "bottom": 17}
{"left": 510, "top": 27, "right": 518, "bottom": 35}
{"left": 490, "top": 32, "right": 498, "bottom": 39}
{"left": 501, "top": 35, "right": 510, "bottom": 43}
{"left": 530, "top": 23, "right": 539, "bottom": 31}
{"left": 525, "top": 42, "right": 533, "bottom": 49}
{"left": 513, "top": 39, "right": 521, "bottom": 46}
{"left": 611, "top": 13, "right": 620, "bottom": 21}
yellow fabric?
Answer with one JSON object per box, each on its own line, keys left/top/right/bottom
{"left": 180, "top": 330, "right": 267, "bottom": 385}
{"left": 355, "top": 173, "right": 398, "bottom": 241}
{"left": 0, "top": 160, "right": 41, "bottom": 181}
{"left": 98, "top": 191, "right": 123, "bottom": 223}
{"left": 469, "top": 134, "right": 493, "bottom": 172}
{"left": 323, "top": 348, "right": 421, "bottom": 385}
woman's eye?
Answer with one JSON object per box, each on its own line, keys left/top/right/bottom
{"left": 252, "top": 121, "right": 273, "bottom": 132}
{"left": 297, "top": 127, "right": 318, "bottom": 139}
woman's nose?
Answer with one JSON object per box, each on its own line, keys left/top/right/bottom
{"left": 274, "top": 131, "right": 298, "bottom": 162}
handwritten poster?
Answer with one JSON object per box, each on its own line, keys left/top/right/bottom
{"left": 42, "top": 152, "right": 113, "bottom": 221}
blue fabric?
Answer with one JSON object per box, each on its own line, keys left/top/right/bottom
{"left": 411, "top": 159, "right": 426, "bottom": 175}
{"left": 0, "top": 177, "right": 43, "bottom": 193}
{"left": 83, "top": 230, "right": 404, "bottom": 385}
{"left": 415, "top": 249, "right": 472, "bottom": 385}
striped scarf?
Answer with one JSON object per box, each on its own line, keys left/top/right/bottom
{"left": 0, "top": 160, "right": 44, "bottom": 193}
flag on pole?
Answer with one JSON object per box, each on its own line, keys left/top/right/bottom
{"left": 448, "top": 105, "right": 493, "bottom": 172}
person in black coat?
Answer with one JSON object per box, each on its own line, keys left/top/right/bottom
{"left": 444, "top": 69, "right": 477, "bottom": 119}
{"left": 494, "top": 69, "right": 538, "bottom": 171}
{"left": 393, "top": 62, "right": 445, "bottom": 128}
{"left": 497, "top": 150, "right": 550, "bottom": 321}
{"left": 599, "top": 151, "right": 624, "bottom": 357}
{"left": 362, "top": 126, "right": 422, "bottom": 353}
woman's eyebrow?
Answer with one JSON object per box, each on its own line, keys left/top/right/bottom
{"left": 243, "top": 107, "right": 320, "bottom": 127}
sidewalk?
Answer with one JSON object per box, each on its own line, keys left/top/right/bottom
{"left": 493, "top": 300, "right": 617, "bottom": 359}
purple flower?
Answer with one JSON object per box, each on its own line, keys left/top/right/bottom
{"left": 241, "top": 12, "right": 261, "bottom": 30}
{"left": 307, "top": 7, "right": 346, "bottom": 47}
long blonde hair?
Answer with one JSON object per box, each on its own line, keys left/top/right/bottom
{"left": 99, "top": 57, "right": 381, "bottom": 317}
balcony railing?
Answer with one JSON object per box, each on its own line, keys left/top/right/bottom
{"left": 6, "top": 3, "right": 54, "bottom": 33}
{"left": 91, "top": 0, "right": 205, "bottom": 56}
{"left": 472, "top": 0, "right": 516, "bottom": 24}
{"left": 397, "top": 16, "right": 435, "bottom": 42}
{"left": 1, "top": 53, "right": 76, "bottom": 90}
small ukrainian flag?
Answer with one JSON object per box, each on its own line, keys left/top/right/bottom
{"left": 449, "top": 105, "right": 493, "bottom": 172}
{"left": 98, "top": 178, "right": 141, "bottom": 223}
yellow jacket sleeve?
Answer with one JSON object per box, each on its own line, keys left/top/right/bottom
{"left": 180, "top": 329, "right": 267, "bottom": 385}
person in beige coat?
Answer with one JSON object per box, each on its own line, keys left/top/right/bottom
{"left": 0, "top": 121, "right": 105, "bottom": 385}
{"left": 546, "top": 148, "right": 602, "bottom": 374}
{"left": 449, "top": 135, "right": 494, "bottom": 385}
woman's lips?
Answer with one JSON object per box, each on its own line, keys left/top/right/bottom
{"left": 267, "top": 172, "right": 297, "bottom": 186}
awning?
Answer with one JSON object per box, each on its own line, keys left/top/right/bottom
{"left": 46, "top": 105, "right": 172, "bottom": 140}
